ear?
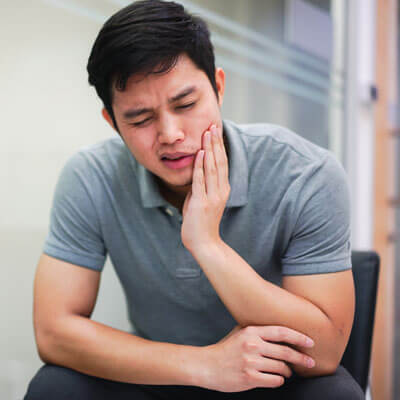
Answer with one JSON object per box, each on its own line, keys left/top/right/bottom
{"left": 102, "top": 108, "right": 117, "bottom": 131}
{"left": 215, "top": 67, "right": 225, "bottom": 107}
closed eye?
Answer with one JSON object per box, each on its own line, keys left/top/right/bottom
{"left": 176, "top": 102, "right": 195, "bottom": 110}
{"left": 131, "top": 102, "right": 195, "bottom": 126}
{"left": 132, "top": 117, "right": 152, "bottom": 127}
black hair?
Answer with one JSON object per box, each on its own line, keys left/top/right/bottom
{"left": 87, "top": 0, "right": 218, "bottom": 133}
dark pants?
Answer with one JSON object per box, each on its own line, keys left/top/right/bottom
{"left": 24, "top": 363, "right": 364, "bottom": 400}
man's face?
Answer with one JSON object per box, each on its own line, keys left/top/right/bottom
{"left": 103, "top": 53, "right": 225, "bottom": 198}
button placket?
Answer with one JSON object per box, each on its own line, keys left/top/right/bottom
{"left": 165, "top": 207, "right": 173, "bottom": 216}
{"left": 163, "top": 206, "right": 183, "bottom": 225}
{"left": 174, "top": 237, "right": 202, "bottom": 278}
{"left": 161, "top": 206, "right": 197, "bottom": 275}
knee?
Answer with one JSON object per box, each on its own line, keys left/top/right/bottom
{"left": 327, "top": 366, "right": 364, "bottom": 400}
{"left": 24, "top": 364, "right": 100, "bottom": 400}
{"left": 313, "top": 367, "right": 364, "bottom": 400}
{"left": 329, "top": 381, "right": 364, "bottom": 400}
{"left": 288, "top": 366, "right": 364, "bottom": 400}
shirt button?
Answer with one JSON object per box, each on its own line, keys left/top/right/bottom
{"left": 165, "top": 207, "right": 173, "bottom": 216}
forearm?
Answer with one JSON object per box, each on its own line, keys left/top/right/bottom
{"left": 38, "top": 315, "right": 207, "bottom": 386}
{"left": 191, "top": 241, "right": 345, "bottom": 376}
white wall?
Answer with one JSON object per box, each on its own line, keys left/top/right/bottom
{"left": 0, "top": 2, "right": 131, "bottom": 398}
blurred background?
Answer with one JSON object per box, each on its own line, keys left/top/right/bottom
{"left": 1, "top": 0, "right": 399, "bottom": 399}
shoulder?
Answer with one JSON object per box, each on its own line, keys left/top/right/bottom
{"left": 74, "top": 136, "right": 128, "bottom": 167}
{"left": 223, "top": 120, "right": 349, "bottom": 217}
{"left": 224, "top": 120, "right": 341, "bottom": 191}
{"left": 53, "top": 136, "right": 137, "bottom": 207}
{"left": 62, "top": 136, "right": 133, "bottom": 180}
{"left": 226, "top": 119, "right": 329, "bottom": 165}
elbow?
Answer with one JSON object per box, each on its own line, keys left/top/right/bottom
{"left": 294, "top": 341, "right": 344, "bottom": 378}
{"left": 322, "top": 359, "right": 341, "bottom": 376}
{"left": 293, "top": 358, "right": 340, "bottom": 378}
{"left": 34, "top": 325, "right": 58, "bottom": 364}
{"left": 296, "top": 322, "right": 350, "bottom": 378}
{"left": 314, "top": 358, "right": 341, "bottom": 377}
{"left": 37, "top": 346, "right": 51, "bottom": 365}
{"left": 37, "top": 340, "right": 53, "bottom": 364}
{"left": 294, "top": 336, "right": 345, "bottom": 378}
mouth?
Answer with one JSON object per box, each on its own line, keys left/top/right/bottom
{"left": 161, "top": 154, "right": 195, "bottom": 170}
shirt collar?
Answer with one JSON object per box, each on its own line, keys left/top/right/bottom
{"left": 132, "top": 119, "right": 249, "bottom": 209}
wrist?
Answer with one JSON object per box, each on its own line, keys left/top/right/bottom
{"left": 188, "top": 345, "right": 215, "bottom": 389}
{"left": 189, "top": 238, "right": 225, "bottom": 260}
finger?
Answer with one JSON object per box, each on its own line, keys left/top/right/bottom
{"left": 203, "top": 130, "right": 218, "bottom": 195}
{"left": 211, "top": 126, "right": 229, "bottom": 187}
{"left": 219, "top": 325, "right": 241, "bottom": 343}
{"left": 257, "top": 357, "right": 292, "bottom": 378}
{"left": 218, "top": 126, "right": 229, "bottom": 170}
{"left": 247, "top": 370, "right": 285, "bottom": 389}
{"left": 192, "top": 150, "right": 206, "bottom": 198}
{"left": 261, "top": 342, "right": 315, "bottom": 369}
{"left": 257, "top": 326, "right": 314, "bottom": 348}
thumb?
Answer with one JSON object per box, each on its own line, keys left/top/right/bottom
{"left": 219, "top": 325, "right": 242, "bottom": 343}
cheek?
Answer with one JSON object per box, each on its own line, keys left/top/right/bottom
{"left": 187, "top": 103, "right": 220, "bottom": 133}
{"left": 124, "top": 135, "right": 154, "bottom": 161}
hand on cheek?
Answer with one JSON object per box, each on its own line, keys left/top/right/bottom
{"left": 181, "top": 124, "right": 230, "bottom": 253}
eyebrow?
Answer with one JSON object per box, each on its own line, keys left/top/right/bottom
{"left": 122, "top": 85, "right": 197, "bottom": 120}
{"left": 168, "top": 85, "right": 197, "bottom": 103}
{"left": 122, "top": 107, "right": 152, "bottom": 120}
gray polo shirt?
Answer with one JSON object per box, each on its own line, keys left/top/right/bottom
{"left": 43, "top": 119, "right": 352, "bottom": 346}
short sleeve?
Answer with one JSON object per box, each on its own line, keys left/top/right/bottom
{"left": 43, "top": 152, "right": 107, "bottom": 271}
{"left": 281, "top": 153, "right": 352, "bottom": 275}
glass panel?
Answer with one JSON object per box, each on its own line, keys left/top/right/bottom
{"left": 180, "top": 0, "right": 347, "bottom": 160}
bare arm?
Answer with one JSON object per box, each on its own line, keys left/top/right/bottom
{"left": 33, "top": 254, "right": 206, "bottom": 386}
{"left": 281, "top": 270, "right": 355, "bottom": 376}
{"left": 34, "top": 253, "right": 319, "bottom": 392}
{"left": 190, "top": 242, "right": 355, "bottom": 377}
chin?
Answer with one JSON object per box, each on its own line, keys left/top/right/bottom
{"left": 165, "top": 176, "right": 192, "bottom": 188}
{"left": 175, "top": 180, "right": 193, "bottom": 188}
{"left": 156, "top": 174, "right": 192, "bottom": 190}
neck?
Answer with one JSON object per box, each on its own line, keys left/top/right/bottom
{"left": 157, "top": 180, "right": 186, "bottom": 213}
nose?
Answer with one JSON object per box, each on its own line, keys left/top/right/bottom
{"left": 157, "top": 112, "right": 185, "bottom": 145}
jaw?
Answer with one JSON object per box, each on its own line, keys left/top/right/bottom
{"left": 155, "top": 171, "right": 192, "bottom": 195}
{"left": 156, "top": 175, "right": 191, "bottom": 210}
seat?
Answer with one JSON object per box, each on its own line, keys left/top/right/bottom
{"left": 340, "top": 250, "right": 380, "bottom": 394}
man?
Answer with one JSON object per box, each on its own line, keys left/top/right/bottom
{"left": 25, "top": 1, "right": 363, "bottom": 399}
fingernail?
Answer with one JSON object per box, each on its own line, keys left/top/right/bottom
{"left": 307, "top": 358, "right": 315, "bottom": 368}
{"left": 306, "top": 338, "right": 314, "bottom": 347}
{"left": 211, "top": 124, "right": 217, "bottom": 132}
